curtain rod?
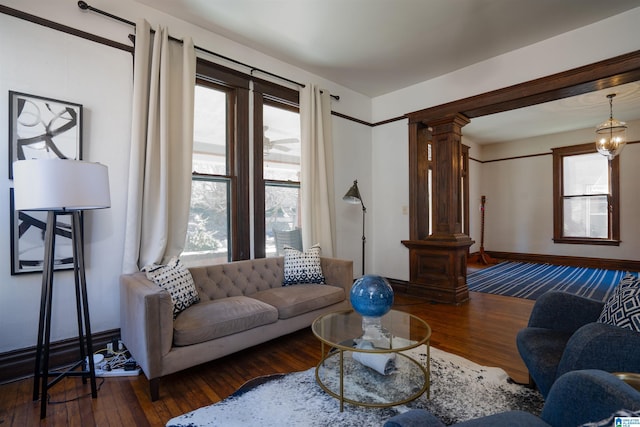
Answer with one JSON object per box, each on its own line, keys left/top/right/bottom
{"left": 77, "top": 1, "right": 339, "bottom": 101}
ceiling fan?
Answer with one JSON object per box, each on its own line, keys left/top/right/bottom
{"left": 263, "top": 126, "right": 299, "bottom": 154}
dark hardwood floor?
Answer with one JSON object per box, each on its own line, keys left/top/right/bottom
{"left": 0, "top": 278, "right": 534, "bottom": 426}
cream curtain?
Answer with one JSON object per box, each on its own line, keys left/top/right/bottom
{"left": 122, "top": 20, "right": 196, "bottom": 273}
{"left": 300, "top": 85, "right": 335, "bottom": 256}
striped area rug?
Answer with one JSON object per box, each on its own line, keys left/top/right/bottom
{"left": 467, "top": 261, "right": 632, "bottom": 302}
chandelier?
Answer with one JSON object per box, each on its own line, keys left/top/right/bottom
{"left": 595, "top": 93, "right": 627, "bottom": 160}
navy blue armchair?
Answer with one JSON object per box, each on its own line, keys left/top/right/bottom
{"left": 516, "top": 291, "right": 640, "bottom": 398}
{"left": 383, "top": 370, "right": 640, "bottom": 427}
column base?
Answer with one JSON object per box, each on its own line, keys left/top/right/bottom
{"left": 401, "top": 237, "right": 474, "bottom": 304}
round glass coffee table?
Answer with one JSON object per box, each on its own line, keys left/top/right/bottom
{"left": 311, "top": 309, "right": 431, "bottom": 411}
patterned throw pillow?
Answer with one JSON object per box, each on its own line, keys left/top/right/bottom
{"left": 143, "top": 257, "right": 200, "bottom": 318}
{"left": 283, "top": 244, "right": 325, "bottom": 286}
{"left": 597, "top": 273, "right": 640, "bottom": 332}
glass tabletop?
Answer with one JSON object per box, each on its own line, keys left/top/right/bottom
{"left": 312, "top": 309, "right": 431, "bottom": 351}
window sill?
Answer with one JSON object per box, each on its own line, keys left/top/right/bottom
{"left": 553, "top": 237, "right": 621, "bottom": 246}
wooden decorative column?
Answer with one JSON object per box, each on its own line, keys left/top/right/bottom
{"left": 402, "top": 113, "right": 474, "bottom": 304}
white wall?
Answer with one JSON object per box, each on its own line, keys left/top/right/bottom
{"left": 0, "top": 0, "right": 372, "bottom": 353}
{"left": 0, "top": 12, "right": 132, "bottom": 352}
{"left": 477, "top": 120, "right": 640, "bottom": 259}
{"left": 369, "top": 7, "right": 640, "bottom": 280}
{"left": 369, "top": 119, "right": 410, "bottom": 279}
{"left": 332, "top": 116, "right": 372, "bottom": 273}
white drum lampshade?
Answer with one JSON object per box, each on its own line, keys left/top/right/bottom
{"left": 13, "top": 159, "right": 110, "bottom": 212}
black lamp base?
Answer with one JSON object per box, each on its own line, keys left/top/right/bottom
{"left": 33, "top": 211, "right": 97, "bottom": 419}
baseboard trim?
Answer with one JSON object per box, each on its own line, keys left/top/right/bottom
{"left": 0, "top": 329, "right": 121, "bottom": 385}
{"left": 387, "top": 277, "right": 409, "bottom": 293}
{"left": 485, "top": 252, "right": 640, "bottom": 271}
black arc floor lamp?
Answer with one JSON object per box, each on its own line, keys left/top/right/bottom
{"left": 343, "top": 179, "right": 366, "bottom": 276}
{"left": 13, "top": 159, "right": 110, "bottom": 419}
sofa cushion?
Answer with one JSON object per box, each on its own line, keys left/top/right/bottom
{"left": 598, "top": 273, "right": 640, "bottom": 332}
{"left": 173, "top": 296, "right": 278, "bottom": 346}
{"left": 143, "top": 257, "right": 200, "bottom": 318}
{"left": 283, "top": 244, "right": 325, "bottom": 286}
{"left": 251, "top": 284, "right": 345, "bottom": 319}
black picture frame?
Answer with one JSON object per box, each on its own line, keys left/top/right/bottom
{"left": 8, "top": 91, "right": 83, "bottom": 178}
{"left": 9, "top": 189, "right": 78, "bottom": 275}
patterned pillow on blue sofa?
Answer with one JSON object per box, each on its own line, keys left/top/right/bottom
{"left": 283, "top": 244, "right": 325, "bottom": 286}
{"left": 598, "top": 273, "right": 640, "bottom": 332}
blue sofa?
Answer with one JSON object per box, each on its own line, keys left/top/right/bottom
{"left": 383, "top": 370, "right": 640, "bottom": 427}
{"left": 516, "top": 291, "right": 640, "bottom": 398}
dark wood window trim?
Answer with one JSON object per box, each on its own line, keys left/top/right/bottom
{"left": 195, "top": 59, "right": 251, "bottom": 260}
{"left": 253, "top": 81, "right": 300, "bottom": 258}
{"left": 191, "top": 60, "right": 305, "bottom": 260}
{"left": 552, "top": 143, "right": 620, "bottom": 246}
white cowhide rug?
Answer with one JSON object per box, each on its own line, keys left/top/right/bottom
{"left": 166, "top": 346, "right": 543, "bottom": 427}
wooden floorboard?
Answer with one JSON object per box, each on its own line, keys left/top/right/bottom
{"left": 0, "top": 288, "right": 534, "bottom": 426}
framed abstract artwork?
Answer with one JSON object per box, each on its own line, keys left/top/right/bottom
{"left": 8, "top": 91, "right": 83, "bottom": 178}
{"left": 9, "top": 189, "right": 77, "bottom": 275}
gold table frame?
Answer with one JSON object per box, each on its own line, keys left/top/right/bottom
{"left": 311, "top": 309, "right": 431, "bottom": 411}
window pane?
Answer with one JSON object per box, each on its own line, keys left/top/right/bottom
{"left": 563, "top": 195, "right": 608, "bottom": 238}
{"left": 263, "top": 105, "right": 300, "bottom": 181}
{"left": 183, "top": 179, "right": 230, "bottom": 265}
{"left": 193, "top": 85, "right": 227, "bottom": 175}
{"left": 265, "top": 184, "right": 300, "bottom": 257}
{"left": 563, "top": 153, "right": 608, "bottom": 196}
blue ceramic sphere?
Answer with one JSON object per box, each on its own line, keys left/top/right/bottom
{"left": 350, "top": 275, "right": 394, "bottom": 317}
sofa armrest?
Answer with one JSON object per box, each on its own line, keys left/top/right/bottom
{"left": 556, "top": 322, "right": 640, "bottom": 378}
{"left": 321, "top": 257, "right": 354, "bottom": 297}
{"left": 527, "top": 291, "right": 604, "bottom": 333}
{"left": 119, "top": 272, "right": 174, "bottom": 380}
{"left": 542, "top": 369, "right": 640, "bottom": 426}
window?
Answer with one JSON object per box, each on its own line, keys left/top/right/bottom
{"left": 183, "top": 83, "right": 233, "bottom": 266}
{"left": 182, "top": 60, "right": 251, "bottom": 265}
{"left": 183, "top": 60, "right": 298, "bottom": 263}
{"left": 253, "top": 82, "right": 300, "bottom": 258}
{"left": 552, "top": 143, "right": 620, "bottom": 245}
{"left": 263, "top": 103, "right": 301, "bottom": 256}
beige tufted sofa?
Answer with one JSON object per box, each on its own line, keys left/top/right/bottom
{"left": 120, "top": 256, "right": 353, "bottom": 401}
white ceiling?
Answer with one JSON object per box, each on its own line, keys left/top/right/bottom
{"left": 135, "top": 0, "right": 640, "bottom": 142}
{"left": 465, "top": 81, "right": 640, "bottom": 144}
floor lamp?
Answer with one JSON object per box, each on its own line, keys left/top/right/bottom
{"left": 343, "top": 179, "right": 366, "bottom": 276}
{"left": 13, "top": 159, "right": 110, "bottom": 419}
